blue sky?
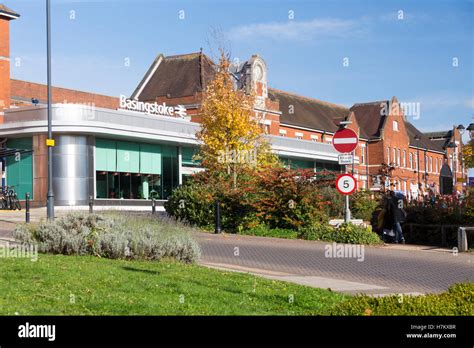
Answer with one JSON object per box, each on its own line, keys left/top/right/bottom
{"left": 7, "top": 0, "right": 474, "bottom": 137}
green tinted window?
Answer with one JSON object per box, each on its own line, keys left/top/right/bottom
{"left": 140, "top": 144, "right": 162, "bottom": 175}
{"left": 117, "top": 141, "right": 139, "bottom": 173}
{"left": 6, "top": 138, "right": 33, "bottom": 199}
{"left": 95, "top": 139, "right": 116, "bottom": 171}
{"left": 182, "top": 147, "right": 200, "bottom": 167}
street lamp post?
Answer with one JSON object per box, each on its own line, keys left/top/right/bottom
{"left": 456, "top": 124, "right": 467, "bottom": 190}
{"left": 466, "top": 123, "right": 474, "bottom": 139}
{"left": 46, "top": 0, "right": 54, "bottom": 220}
{"left": 424, "top": 149, "right": 428, "bottom": 187}
{"left": 447, "top": 142, "right": 458, "bottom": 194}
{"left": 414, "top": 134, "right": 421, "bottom": 192}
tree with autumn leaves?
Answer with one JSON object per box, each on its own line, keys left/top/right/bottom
{"left": 462, "top": 139, "right": 474, "bottom": 168}
{"left": 196, "top": 52, "right": 279, "bottom": 186}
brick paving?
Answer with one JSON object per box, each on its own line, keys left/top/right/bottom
{"left": 196, "top": 232, "right": 474, "bottom": 295}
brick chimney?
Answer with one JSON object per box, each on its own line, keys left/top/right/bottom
{"left": 0, "top": 4, "right": 19, "bottom": 113}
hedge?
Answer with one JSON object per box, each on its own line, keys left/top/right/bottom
{"left": 330, "top": 283, "right": 474, "bottom": 316}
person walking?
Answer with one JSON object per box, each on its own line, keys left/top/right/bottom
{"left": 378, "top": 191, "right": 394, "bottom": 243}
{"left": 388, "top": 190, "right": 406, "bottom": 244}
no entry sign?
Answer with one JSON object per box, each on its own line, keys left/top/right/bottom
{"left": 332, "top": 128, "right": 358, "bottom": 153}
{"left": 336, "top": 174, "right": 357, "bottom": 195}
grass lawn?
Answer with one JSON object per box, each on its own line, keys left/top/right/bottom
{"left": 0, "top": 253, "right": 345, "bottom": 315}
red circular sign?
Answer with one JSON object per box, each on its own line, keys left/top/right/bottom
{"left": 332, "top": 128, "right": 359, "bottom": 153}
{"left": 336, "top": 174, "right": 357, "bottom": 195}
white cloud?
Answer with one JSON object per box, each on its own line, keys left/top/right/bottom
{"left": 412, "top": 93, "right": 471, "bottom": 110}
{"left": 464, "top": 97, "right": 474, "bottom": 109}
{"left": 227, "top": 18, "right": 363, "bottom": 42}
{"left": 379, "top": 11, "right": 430, "bottom": 23}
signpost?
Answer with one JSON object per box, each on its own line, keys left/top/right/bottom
{"left": 336, "top": 174, "right": 357, "bottom": 195}
{"left": 333, "top": 127, "right": 359, "bottom": 223}
{"left": 332, "top": 128, "right": 358, "bottom": 154}
{"left": 338, "top": 153, "right": 354, "bottom": 165}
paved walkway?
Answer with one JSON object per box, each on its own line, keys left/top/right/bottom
{"left": 1, "top": 209, "right": 472, "bottom": 296}
{"left": 196, "top": 232, "right": 473, "bottom": 296}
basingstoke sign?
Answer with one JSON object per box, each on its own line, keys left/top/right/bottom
{"left": 119, "top": 95, "right": 188, "bottom": 118}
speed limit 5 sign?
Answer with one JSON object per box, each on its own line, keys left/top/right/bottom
{"left": 336, "top": 174, "right": 357, "bottom": 195}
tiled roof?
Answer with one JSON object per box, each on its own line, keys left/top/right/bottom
{"left": 0, "top": 4, "right": 19, "bottom": 18}
{"left": 350, "top": 101, "right": 389, "bottom": 139}
{"left": 424, "top": 130, "right": 453, "bottom": 139}
{"left": 134, "top": 52, "right": 215, "bottom": 101}
{"left": 130, "top": 51, "right": 450, "bottom": 154}
{"left": 350, "top": 100, "right": 447, "bottom": 152}
{"left": 405, "top": 122, "right": 446, "bottom": 152}
{"left": 268, "top": 88, "right": 349, "bottom": 133}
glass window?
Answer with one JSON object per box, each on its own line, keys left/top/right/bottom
{"left": 393, "top": 120, "right": 398, "bottom": 131}
{"left": 96, "top": 172, "right": 107, "bottom": 198}
{"left": 162, "top": 146, "right": 178, "bottom": 199}
{"left": 107, "top": 172, "right": 120, "bottom": 199}
{"left": 6, "top": 137, "right": 33, "bottom": 199}
{"left": 131, "top": 174, "right": 141, "bottom": 199}
{"left": 117, "top": 141, "right": 140, "bottom": 173}
{"left": 119, "top": 173, "right": 131, "bottom": 199}
{"left": 149, "top": 174, "right": 161, "bottom": 199}
{"left": 96, "top": 139, "right": 116, "bottom": 172}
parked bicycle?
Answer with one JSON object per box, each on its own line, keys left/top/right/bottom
{"left": 0, "top": 186, "right": 21, "bottom": 210}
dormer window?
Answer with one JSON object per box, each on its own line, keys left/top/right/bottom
{"left": 393, "top": 120, "right": 399, "bottom": 131}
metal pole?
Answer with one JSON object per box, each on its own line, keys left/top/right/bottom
{"left": 214, "top": 199, "right": 221, "bottom": 233}
{"left": 89, "top": 195, "right": 93, "bottom": 214}
{"left": 344, "top": 163, "right": 351, "bottom": 223}
{"left": 152, "top": 198, "right": 156, "bottom": 215}
{"left": 46, "top": 0, "right": 54, "bottom": 220}
{"left": 344, "top": 195, "right": 351, "bottom": 223}
{"left": 453, "top": 153, "right": 457, "bottom": 193}
{"left": 25, "top": 192, "right": 30, "bottom": 223}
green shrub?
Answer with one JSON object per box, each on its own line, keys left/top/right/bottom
{"left": 298, "top": 224, "right": 335, "bottom": 241}
{"left": 164, "top": 182, "right": 215, "bottom": 229}
{"left": 351, "top": 190, "right": 379, "bottom": 222}
{"left": 238, "top": 224, "right": 298, "bottom": 239}
{"left": 330, "top": 282, "right": 474, "bottom": 316}
{"left": 299, "top": 223, "right": 382, "bottom": 245}
{"left": 319, "top": 186, "right": 344, "bottom": 219}
{"left": 13, "top": 213, "right": 201, "bottom": 263}
{"left": 165, "top": 168, "right": 335, "bottom": 232}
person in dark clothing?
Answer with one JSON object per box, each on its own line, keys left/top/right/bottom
{"left": 379, "top": 192, "right": 394, "bottom": 242}
{"left": 388, "top": 190, "right": 406, "bottom": 244}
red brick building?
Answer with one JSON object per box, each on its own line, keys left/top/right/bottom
{"left": 0, "top": 2, "right": 467, "bottom": 203}
{"left": 129, "top": 51, "right": 466, "bottom": 197}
